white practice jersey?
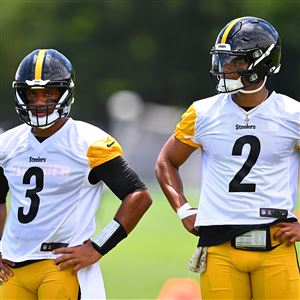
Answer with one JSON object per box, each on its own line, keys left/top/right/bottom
{"left": 174, "top": 91, "right": 300, "bottom": 226}
{"left": 0, "top": 118, "right": 122, "bottom": 262}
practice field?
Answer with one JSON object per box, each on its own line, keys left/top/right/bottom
{"left": 97, "top": 187, "right": 300, "bottom": 300}
{"left": 96, "top": 187, "right": 200, "bottom": 300}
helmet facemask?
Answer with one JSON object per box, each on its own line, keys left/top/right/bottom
{"left": 211, "top": 49, "right": 252, "bottom": 94}
{"left": 13, "top": 80, "right": 74, "bottom": 128}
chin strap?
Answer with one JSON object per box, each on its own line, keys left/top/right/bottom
{"left": 239, "top": 76, "right": 267, "bottom": 94}
{"left": 218, "top": 75, "right": 267, "bottom": 95}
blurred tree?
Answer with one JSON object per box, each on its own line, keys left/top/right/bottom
{"left": 0, "top": 0, "right": 299, "bottom": 130}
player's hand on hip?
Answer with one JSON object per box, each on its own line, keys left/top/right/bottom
{"left": 0, "top": 258, "right": 15, "bottom": 283}
{"left": 273, "top": 222, "right": 300, "bottom": 246}
{"left": 182, "top": 214, "right": 199, "bottom": 236}
{"left": 53, "top": 240, "right": 102, "bottom": 273}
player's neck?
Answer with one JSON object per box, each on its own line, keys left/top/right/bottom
{"left": 31, "top": 118, "right": 69, "bottom": 138}
{"left": 231, "top": 87, "right": 269, "bottom": 108}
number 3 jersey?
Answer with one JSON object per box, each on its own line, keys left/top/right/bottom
{"left": 174, "top": 91, "right": 300, "bottom": 226}
{"left": 0, "top": 118, "right": 122, "bottom": 262}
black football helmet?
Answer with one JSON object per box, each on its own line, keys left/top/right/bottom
{"left": 13, "top": 49, "right": 75, "bottom": 127}
{"left": 210, "top": 16, "right": 281, "bottom": 94}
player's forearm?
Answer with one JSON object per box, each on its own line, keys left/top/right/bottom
{"left": 155, "top": 156, "right": 188, "bottom": 212}
{"left": 114, "top": 189, "right": 152, "bottom": 234}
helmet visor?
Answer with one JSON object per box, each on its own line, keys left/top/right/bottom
{"left": 211, "top": 52, "right": 251, "bottom": 76}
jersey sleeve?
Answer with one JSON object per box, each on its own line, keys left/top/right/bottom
{"left": 87, "top": 135, "right": 123, "bottom": 169}
{"left": 174, "top": 103, "right": 201, "bottom": 148}
{"left": 88, "top": 156, "right": 146, "bottom": 200}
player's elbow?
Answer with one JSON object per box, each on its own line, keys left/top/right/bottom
{"left": 155, "top": 151, "right": 164, "bottom": 172}
{"left": 155, "top": 153, "right": 170, "bottom": 182}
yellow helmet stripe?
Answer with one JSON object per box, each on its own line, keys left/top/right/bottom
{"left": 221, "top": 17, "right": 244, "bottom": 44}
{"left": 34, "top": 49, "right": 47, "bottom": 80}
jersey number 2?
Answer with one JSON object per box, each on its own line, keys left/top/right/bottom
{"left": 18, "top": 167, "right": 44, "bottom": 224}
{"left": 229, "top": 135, "right": 261, "bottom": 192}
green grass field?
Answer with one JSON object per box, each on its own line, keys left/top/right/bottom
{"left": 97, "top": 187, "right": 300, "bottom": 300}
{"left": 96, "top": 187, "right": 200, "bottom": 300}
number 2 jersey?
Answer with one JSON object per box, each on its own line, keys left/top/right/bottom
{"left": 174, "top": 91, "right": 300, "bottom": 227}
{"left": 0, "top": 118, "right": 122, "bottom": 262}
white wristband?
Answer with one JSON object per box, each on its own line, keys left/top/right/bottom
{"left": 176, "top": 203, "right": 197, "bottom": 220}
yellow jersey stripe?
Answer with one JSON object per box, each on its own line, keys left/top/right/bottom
{"left": 34, "top": 49, "right": 47, "bottom": 80}
{"left": 296, "top": 145, "right": 300, "bottom": 150}
{"left": 87, "top": 136, "right": 123, "bottom": 169}
{"left": 221, "top": 17, "right": 244, "bottom": 44}
{"left": 174, "top": 103, "right": 201, "bottom": 149}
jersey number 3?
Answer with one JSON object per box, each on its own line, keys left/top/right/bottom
{"left": 229, "top": 135, "right": 261, "bottom": 193}
{"left": 18, "top": 167, "right": 44, "bottom": 223}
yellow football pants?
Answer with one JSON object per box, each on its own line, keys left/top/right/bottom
{"left": 0, "top": 260, "right": 79, "bottom": 300}
{"left": 200, "top": 227, "right": 300, "bottom": 299}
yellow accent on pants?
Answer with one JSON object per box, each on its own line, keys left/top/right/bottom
{"left": 200, "top": 226, "right": 300, "bottom": 299}
{"left": 0, "top": 260, "right": 79, "bottom": 300}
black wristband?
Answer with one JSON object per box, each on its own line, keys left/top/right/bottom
{"left": 92, "top": 219, "right": 127, "bottom": 255}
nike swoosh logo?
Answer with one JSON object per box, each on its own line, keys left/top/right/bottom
{"left": 107, "top": 141, "right": 115, "bottom": 148}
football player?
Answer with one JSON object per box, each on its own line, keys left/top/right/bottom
{"left": 0, "top": 49, "right": 152, "bottom": 299}
{"left": 156, "top": 16, "right": 300, "bottom": 299}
